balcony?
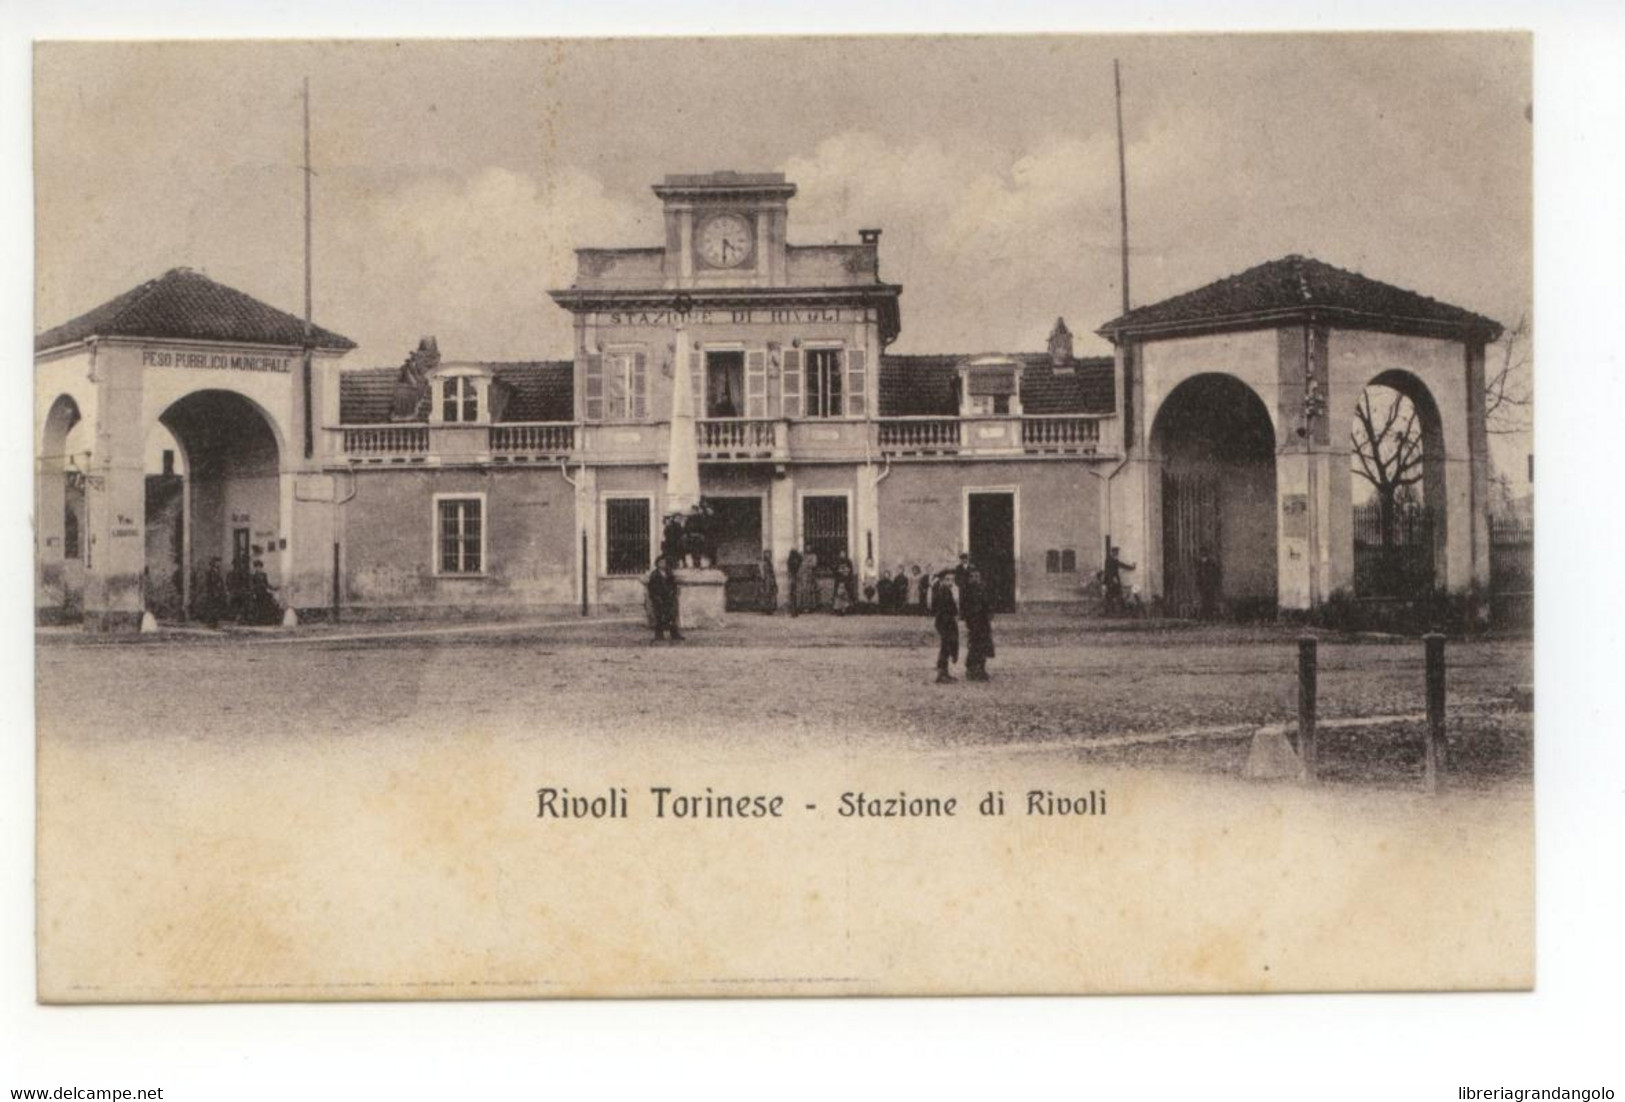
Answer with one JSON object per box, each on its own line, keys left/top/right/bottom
{"left": 697, "top": 418, "right": 783, "bottom": 461}
{"left": 490, "top": 422, "right": 576, "bottom": 462}
{"left": 877, "top": 415, "right": 1107, "bottom": 459}
{"left": 877, "top": 417, "right": 961, "bottom": 456}
{"left": 330, "top": 412, "right": 1111, "bottom": 466}
{"left": 1020, "top": 415, "right": 1101, "bottom": 455}
{"left": 338, "top": 424, "right": 430, "bottom": 463}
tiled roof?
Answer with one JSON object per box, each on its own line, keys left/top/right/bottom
{"left": 338, "top": 362, "right": 574, "bottom": 425}
{"left": 879, "top": 354, "right": 1115, "bottom": 417}
{"left": 492, "top": 362, "right": 574, "bottom": 422}
{"left": 879, "top": 354, "right": 959, "bottom": 416}
{"left": 1097, "top": 254, "right": 1503, "bottom": 342}
{"left": 338, "top": 368, "right": 400, "bottom": 424}
{"left": 1019, "top": 355, "right": 1116, "bottom": 415}
{"left": 36, "top": 267, "right": 356, "bottom": 352}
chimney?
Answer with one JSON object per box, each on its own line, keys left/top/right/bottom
{"left": 1047, "top": 317, "right": 1074, "bottom": 368}
{"left": 858, "top": 229, "right": 883, "bottom": 280}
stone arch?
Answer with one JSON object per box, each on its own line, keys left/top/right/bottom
{"left": 1149, "top": 373, "right": 1279, "bottom": 616}
{"left": 36, "top": 394, "right": 87, "bottom": 618}
{"left": 1349, "top": 368, "right": 1448, "bottom": 597}
{"left": 151, "top": 389, "right": 285, "bottom": 621}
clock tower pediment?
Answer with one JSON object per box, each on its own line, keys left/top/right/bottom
{"left": 654, "top": 171, "right": 796, "bottom": 288}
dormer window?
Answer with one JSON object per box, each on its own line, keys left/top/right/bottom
{"left": 442, "top": 377, "right": 478, "bottom": 422}
{"left": 959, "top": 356, "right": 1023, "bottom": 418}
{"left": 430, "top": 365, "right": 492, "bottom": 425}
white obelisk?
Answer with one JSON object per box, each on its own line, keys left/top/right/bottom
{"left": 664, "top": 326, "right": 726, "bottom": 626}
{"left": 666, "top": 329, "right": 702, "bottom": 517}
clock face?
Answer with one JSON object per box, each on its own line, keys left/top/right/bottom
{"left": 696, "top": 213, "right": 754, "bottom": 269}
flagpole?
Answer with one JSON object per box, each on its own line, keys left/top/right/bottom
{"left": 301, "top": 76, "right": 315, "bottom": 460}
{"left": 1114, "top": 58, "right": 1130, "bottom": 316}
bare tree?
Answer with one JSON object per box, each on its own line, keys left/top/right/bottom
{"left": 1352, "top": 387, "right": 1423, "bottom": 548}
{"left": 1486, "top": 314, "right": 1532, "bottom": 436}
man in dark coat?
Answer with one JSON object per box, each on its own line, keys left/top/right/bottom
{"left": 876, "top": 569, "right": 895, "bottom": 612}
{"left": 961, "top": 566, "right": 996, "bottom": 682}
{"left": 786, "top": 548, "right": 804, "bottom": 617}
{"left": 834, "top": 551, "right": 859, "bottom": 608}
{"left": 1195, "top": 546, "right": 1222, "bottom": 621}
{"left": 647, "top": 556, "right": 684, "bottom": 642}
{"left": 759, "top": 549, "right": 778, "bottom": 614}
{"left": 662, "top": 515, "right": 686, "bottom": 567}
{"left": 197, "top": 556, "right": 226, "bottom": 628}
{"left": 930, "top": 570, "right": 960, "bottom": 684}
{"left": 226, "top": 557, "right": 250, "bottom": 623}
{"left": 1102, "top": 546, "right": 1135, "bottom": 616}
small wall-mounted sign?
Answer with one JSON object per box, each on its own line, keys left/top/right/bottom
{"left": 1281, "top": 494, "right": 1310, "bottom": 539}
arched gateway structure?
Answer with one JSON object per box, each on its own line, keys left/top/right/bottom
{"left": 1098, "top": 255, "right": 1503, "bottom": 612}
{"left": 34, "top": 268, "right": 355, "bottom": 629}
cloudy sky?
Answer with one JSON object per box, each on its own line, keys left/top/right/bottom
{"left": 35, "top": 34, "right": 1530, "bottom": 374}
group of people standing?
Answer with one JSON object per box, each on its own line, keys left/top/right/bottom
{"left": 187, "top": 556, "right": 282, "bottom": 627}
{"left": 778, "top": 549, "right": 937, "bottom": 618}
{"left": 929, "top": 555, "right": 996, "bottom": 683}
{"left": 644, "top": 546, "right": 997, "bottom": 683}
{"left": 774, "top": 546, "right": 998, "bottom": 681}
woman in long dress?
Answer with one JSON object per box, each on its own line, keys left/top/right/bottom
{"left": 759, "top": 549, "right": 779, "bottom": 613}
{"left": 795, "top": 548, "right": 819, "bottom": 613}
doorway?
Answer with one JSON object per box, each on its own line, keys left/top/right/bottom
{"left": 967, "top": 491, "right": 1016, "bottom": 612}
{"left": 707, "top": 496, "right": 765, "bottom": 610}
{"left": 1151, "top": 374, "right": 1278, "bottom": 615}
{"left": 1161, "top": 470, "right": 1221, "bottom": 617}
{"left": 154, "top": 389, "right": 283, "bottom": 623}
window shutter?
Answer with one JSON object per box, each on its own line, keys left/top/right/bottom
{"left": 691, "top": 350, "right": 704, "bottom": 416}
{"left": 632, "top": 352, "right": 648, "bottom": 420}
{"left": 846, "top": 348, "right": 867, "bottom": 417}
{"left": 823, "top": 351, "right": 842, "bottom": 417}
{"left": 603, "top": 357, "right": 625, "bottom": 419}
{"left": 745, "top": 349, "right": 767, "bottom": 418}
{"left": 781, "top": 349, "right": 802, "bottom": 418}
{"left": 585, "top": 353, "right": 604, "bottom": 421}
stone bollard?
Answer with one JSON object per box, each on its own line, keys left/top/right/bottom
{"left": 1244, "top": 636, "right": 1316, "bottom": 783}
{"left": 1423, "top": 632, "right": 1447, "bottom": 793}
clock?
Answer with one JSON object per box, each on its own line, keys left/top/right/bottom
{"left": 696, "top": 213, "right": 754, "bottom": 269}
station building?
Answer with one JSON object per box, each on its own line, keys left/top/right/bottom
{"left": 34, "top": 171, "right": 1502, "bottom": 628}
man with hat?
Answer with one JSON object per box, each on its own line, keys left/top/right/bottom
{"left": 930, "top": 568, "right": 961, "bottom": 684}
